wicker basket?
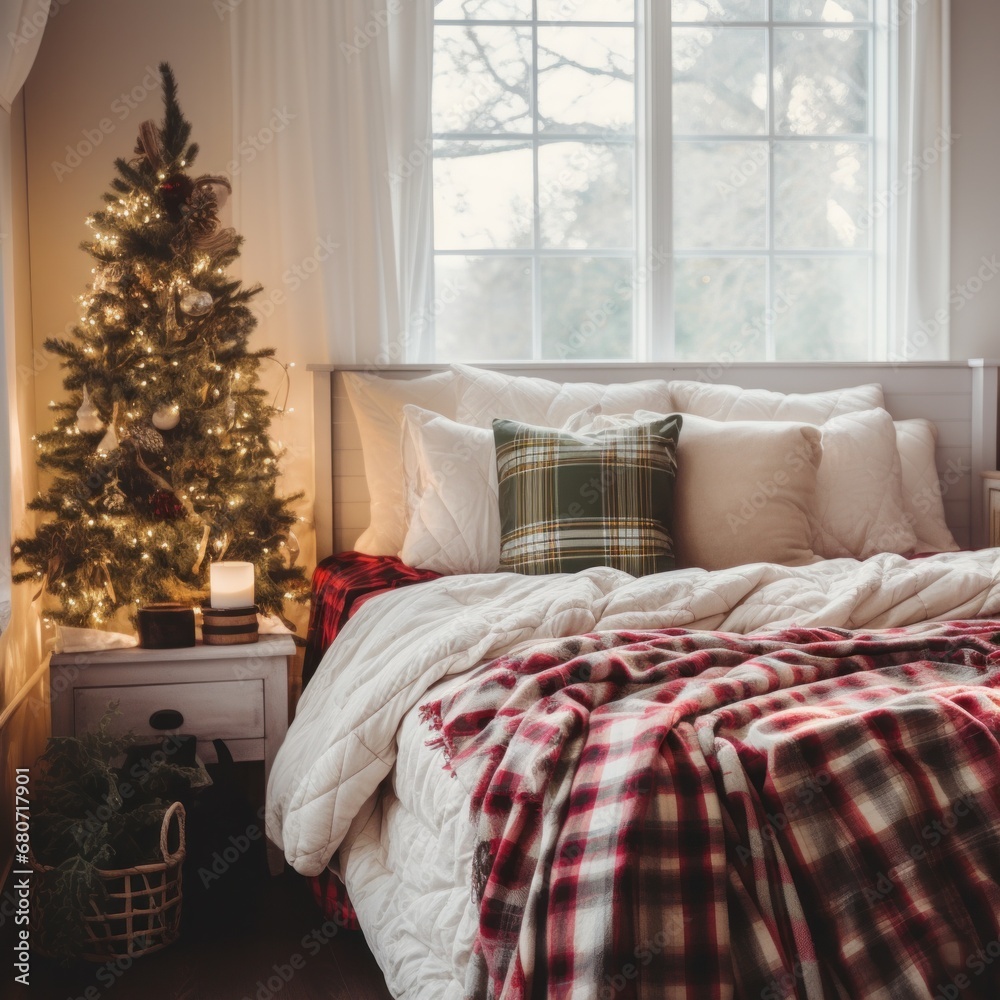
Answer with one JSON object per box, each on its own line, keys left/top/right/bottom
{"left": 31, "top": 801, "right": 186, "bottom": 962}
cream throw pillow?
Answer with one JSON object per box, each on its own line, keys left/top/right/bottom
{"left": 811, "top": 409, "right": 917, "bottom": 559}
{"left": 569, "top": 409, "right": 823, "bottom": 571}
{"left": 894, "top": 419, "right": 960, "bottom": 552}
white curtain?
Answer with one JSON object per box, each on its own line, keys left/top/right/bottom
{"left": 1, "top": 0, "right": 50, "bottom": 862}
{"left": 231, "top": 0, "right": 434, "bottom": 569}
{"left": 892, "top": 0, "right": 951, "bottom": 361}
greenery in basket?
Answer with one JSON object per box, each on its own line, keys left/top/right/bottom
{"left": 32, "top": 706, "right": 207, "bottom": 961}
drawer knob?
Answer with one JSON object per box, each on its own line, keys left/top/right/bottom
{"left": 149, "top": 709, "right": 184, "bottom": 730}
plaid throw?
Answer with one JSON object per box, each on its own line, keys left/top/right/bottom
{"left": 422, "top": 621, "right": 1000, "bottom": 1000}
{"left": 304, "top": 552, "right": 439, "bottom": 929}
{"left": 493, "top": 415, "right": 682, "bottom": 577}
{"left": 303, "top": 551, "right": 440, "bottom": 686}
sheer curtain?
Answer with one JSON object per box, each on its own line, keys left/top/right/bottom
{"left": 230, "top": 0, "right": 434, "bottom": 570}
{"left": 892, "top": 0, "right": 951, "bottom": 361}
{"left": 1, "top": 0, "right": 50, "bottom": 866}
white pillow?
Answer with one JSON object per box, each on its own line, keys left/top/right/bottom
{"left": 668, "top": 379, "right": 885, "bottom": 424}
{"left": 400, "top": 406, "right": 501, "bottom": 574}
{"left": 895, "top": 419, "right": 959, "bottom": 552}
{"left": 452, "top": 363, "right": 672, "bottom": 429}
{"left": 812, "top": 409, "right": 917, "bottom": 559}
{"left": 344, "top": 371, "right": 462, "bottom": 555}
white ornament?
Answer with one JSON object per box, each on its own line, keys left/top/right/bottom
{"left": 151, "top": 403, "right": 181, "bottom": 431}
{"left": 96, "top": 424, "right": 119, "bottom": 456}
{"left": 179, "top": 290, "right": 213, "bottom": 316}
{"left": 285, "top": 530, "right": 300, "bottom": 567}
{"left": 76, "top": 386, "right": 103, "bottom": 433}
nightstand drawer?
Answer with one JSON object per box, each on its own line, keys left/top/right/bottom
{"left": 73, "top": 679, "right": 265, "bottom": 741}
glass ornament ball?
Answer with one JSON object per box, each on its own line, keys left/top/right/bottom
{"left": 152, "top": 403, "right": 181, "bottom": 431}
{"left": 180, "top": 290, "right": 214, "bottom": 316}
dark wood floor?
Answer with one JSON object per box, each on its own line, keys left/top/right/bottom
{"left": 3, "top": 867, "right": 393, "bottom": 1000}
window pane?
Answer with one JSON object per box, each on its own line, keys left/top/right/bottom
{"left": 674, "top": 258, "right": 767, "bottom": 361}
{"left": 672, "top": 0, "right": 766, "bottom": 21}
{"left": 433, "top": 26, "right": 532, "bottom": 133}
{"left": 773, "top": 140, "right": 869, "bottom": 249}
{"left": 773, "top": 256, "right": 869, "bottom": 359}
{"left": 540, "top": 258, "right": 633, "bottom": 359}
{"left": 537, "top": 27, "right": 635, "bottom": 135}
{"left": 435, "top": 0, "right": 533, "bottom": 19}
{"left": 773, "top": 28, "right": 868, "bottom": 135}
{"left": 674, "top": 141, "right": 767, "bottom": 249}
{"left": 773, "top": 0, "right": 871, "bottom": 22}
{"left": 434, "top": 141, "right": 534, "bottom": 249}
{"left": 673, "top": 28, "right": 768, "bottom": 135}
{"left": 539, "top": 142, "right": 633, "bottom": 249}
{"left": 538, "top": 0, "right": 635, "bottom": 21}
{"left": 434, "top": 256, "right": 533, "bottom": 360}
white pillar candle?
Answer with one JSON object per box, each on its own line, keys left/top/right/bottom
{"left": 209, "top": 561, "right": 255, "bottom": 609}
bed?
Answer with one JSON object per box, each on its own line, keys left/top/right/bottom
{"left": 268, "top": 361, "right": 1000, "bottom": 1000}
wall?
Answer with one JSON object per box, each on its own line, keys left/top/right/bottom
{"left": 23, "top": 0, "right": 233, "bottom": 442}
{"left": 1, "top": 91, "right": 47, "bottom": 874}
{"left": 949, "top": 0, "right": 1000, "bottom": 361}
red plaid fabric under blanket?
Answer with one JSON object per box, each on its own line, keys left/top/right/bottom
{"left": 303, "top": 551, "right": 440, "bottom": 686}
{"left": 421, "top": 621, "right": 1000, "bottom": 1000}
{"left": 304, "top": 552, "right": 439, "bottom": 930}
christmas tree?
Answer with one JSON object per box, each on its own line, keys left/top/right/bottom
{"left": 12, "top": 64, "right": 307, "bottom": 628}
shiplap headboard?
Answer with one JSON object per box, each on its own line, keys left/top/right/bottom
{"left": 309, "top": 361, "right": 1000, "bottom": 558}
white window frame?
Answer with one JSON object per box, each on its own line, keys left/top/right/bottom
{"left": 431, "top": 1, "right": 893, "bottom": 362}
{"left": 432, "top": 4, "right": 642, "bottom": 361}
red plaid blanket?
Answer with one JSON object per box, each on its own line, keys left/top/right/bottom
{"left": 422, "top": 622, "right": 1000, "bottom": 1000}
{"left": 303, "top": 551, "right": 439, "bottom": 686}
{"left": 304, "top": 552, "right": 439, "bottom": 929}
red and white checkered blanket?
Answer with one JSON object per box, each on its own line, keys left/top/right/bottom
{"left": 422, "top": 621, "right": 1000, "bottom": 1000}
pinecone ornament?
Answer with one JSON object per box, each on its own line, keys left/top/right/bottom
{"left": 181, "top": 186, "right": 219, "bottom": 240}
{"left": 128, "top": 425, "right": 166, "bottom": 454}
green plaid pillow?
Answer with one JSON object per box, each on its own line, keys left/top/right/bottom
{"left": 493, "top": 415, "right": 682, "bottom": 576}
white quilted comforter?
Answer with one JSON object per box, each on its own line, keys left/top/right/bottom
{"left": 266, "top": 550, "right": 1000, "bottom": 996}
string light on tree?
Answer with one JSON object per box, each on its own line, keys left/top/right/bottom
{"left": 12, "top": 64, "right": 307, "bottom": 628}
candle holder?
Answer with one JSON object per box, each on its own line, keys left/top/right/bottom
{"left": 138, "top": 603, "right": 196, "bottom": 649}
{"left": 201, "top": 605, "right": 260, "bottom": 645}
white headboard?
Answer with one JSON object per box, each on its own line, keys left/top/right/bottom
{"left": 309, "top": 361, "right": 1000, "bottom": 559}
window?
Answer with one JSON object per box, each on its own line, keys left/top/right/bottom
{"left": 432, "top": 0, "right": 639, "bottom": 361}
{"left": 430, "top": 0, "right": 889, "bottom": 362}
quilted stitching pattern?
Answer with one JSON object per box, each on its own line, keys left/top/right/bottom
{"left": 400, "top": 407, "right": 502, "bottom": 575}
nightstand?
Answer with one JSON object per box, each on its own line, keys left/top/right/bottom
{"left": 49, "top": 634, "right": 295, "bottom": 874}
{"left": 983, "top": 472, "right": 1000, "bottom": 547}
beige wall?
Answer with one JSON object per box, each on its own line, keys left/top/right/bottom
{"left": 18, "top": 0, "right": 1000, "bottom": 404}
{"left": 950, "top": 0, "right": 1000, "bottom": 361}
{"left": 23, "top": 0, "right": 233, "bottom": 438}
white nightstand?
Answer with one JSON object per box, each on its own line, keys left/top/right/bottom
{"left": 49, "top": 634, "right": 295, "bottom": 874}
